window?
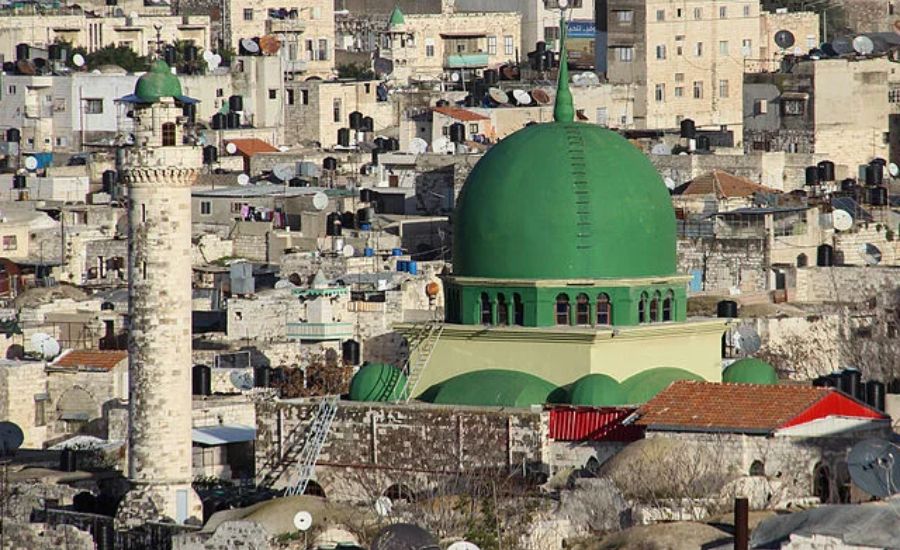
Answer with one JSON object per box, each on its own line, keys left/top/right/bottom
{"left": 676, "top": 8, "right": 683, "bottom": 17}
{"left": 719, "top": 40, "right": 729, "bottom": 55}
{"left": 513, "top": 293, "right": 524, "bottom": 325}
{"left": 318, "top": 38, "right": 328, "bottom": 60}
{"left": 596, "top": 294, "right": 611, "bottom": 325}
{"left": 301, "top": 89, "right": 309, "bottom": 105}
{"left": 693, "top": 7, "right": 702, "bottom": 19}
{"left": 34, "top": 396, "right": 47, "bottom": 426}
{"left": 56, "top": 136, "right": 68, "bottom": 147}
{"left": 469, "top": 123, "right": 479, "bottom": 134}
{"left": 286, "top": 89, "right": 295, "bottom": 105}
{"left": 481, "top": 292, "right": 492, "bottom": 324}
{"left": 426, "top": 43, "right": 435, "bottom": 57}
{"left": 675, "top": 72, "right": 684, "bottom": 82}
{"left": 488, "top": 36, "right": 497, "bottom": 55}
{"left": 890, "top": 89, "right": 900, "bottom": 103}
{"left": 655, "top": 84, "right": 665, "bottom": 102}
{"left": 161, "top": 122, "right": 176, "bottom": 146}
{"left": 216, "top": 88, "right": 224, "bottom": 97}
{"left": 268, "top": 89, "right": 277, "bottom": 100}
{"left": 7, "top": 85, "right": 16, "bottom": 95}
{"left": 333, "top": 98, "right": 342, "bottom": 123}
{"left": 555, "top": 294, "right": 570, "bottom": 325}
{"left": 783, "top": 98, "right": 805, "bottom": 116}
{"left": 750, "top": 460, "right": 765, "bottom": 476}
{"left": 84, "top": 98, "right": 103, "bottom": 114}
{"left": 649, "top": 292, "right": 660, "bottom": 322}
{"left": 719, "top": 79, "right": 729, "bottom": 98}
{"left": 743, "top": 4, "right": 751, "bottom": 16}
{"left": 719, "top": 6, "right": 727, "bottom": 18}
{"left": 676, "top": 45, "right": 683, "bottom": 56}
{"left": 656, "top": 44, "right": 667, "bottom": 59}
{"left": 807, "top": 35, "right": 817, "bottom": 49}
{"left": 497, "top": 294, "right": 509, "bottom": 325}
{"left": 742, "top": 39, "right": 753, "bottom": 55}
{"left": 797, "top": 253, "right": 808, "bottom": 267}
{"left": 755, "top": 99, "right": 768, "bottom": 114}
{"left": 615, "top": 10, "right": 633, "bottom": 23}
{"left": 575, "top": 294, "right": 591, "bottom": 326}
{"left": 596, "top": 107, "right": 608, "bottom": 126}
{"left": 200, "top": 201, "right": 211, "bottom": 215}
{"left": 695, "top": 42, "right": 703, "bottom": 57}
{"left": 674, "top": 86, "right": 684, "bottom": 98}
{"left": 243, "top": 8, "right": 253, "bottom": 20}
{"left": 656, "top": 9, "right": 665, "bottom": 21}
{"left": 693, "top": 81, "right": 703, "bottom": 99}
{"left": 638, "top": 292, "right": 648, "bottom": 323}
{"left": 504, "top": 35, "right": 514, "bottom": 55}
{"left": 662, "top": 290, "right": 674, "bottom": 321}
{"left": 2, "top": 236, "right": 16, "bottom": 251}
{"left": 615, "top": 47, "right": 634, "bottom": 62}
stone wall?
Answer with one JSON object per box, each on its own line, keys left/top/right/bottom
{"left": 794, "top": 266, "right": 900, "bottom": 303}
{"left": 0, "top": 362, "right": 49, "bottom": 448}
{"left": 677, "top": 237, "right": 768, "bottom": 294}
{"left": 193, "top": 234, "right": 234, "bottom": 266}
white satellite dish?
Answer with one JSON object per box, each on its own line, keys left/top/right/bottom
{"left": 274, "top": 279, "right": 295, "bottom": 289}
{"left": 889, "top": 162, "right": 899, "bottom": 177}
{"left": 862, "top": 243, "right": 882, "bottom": 265}
{"left": 651, "top": 143, "right": 672, "bottom": 155}
{"left": 833, "top": 209, "right": 853, "bottom": 231}
{"left": 72, "top": 53, "right": 85, "bottom": 67}
{"left": 448, "top": 543, "right": 482, "bottom": 550}
{"left": 409, "top": 137, "right": 428, "bottom": 154}
{"left": 128, "top": 11, "right": 139, "bottom": 19}
{"left": 241, "top": 38, "right": 260, "bottom": 55}
{"left": 278, "top": 145, "right": 290, "bottom": 152}
{"left": 293, "top": 511, "right": 313, "bottom": 531}
{"left": 342, "top": 244, "right": 355, "bottom": 257}
{"left": 272, "top": 163, "right": 295, "bottom": 181}
{"left": 374, "top": 496, "right": 392, "bottom": 517}
{"left": 237, "top": 174, "right": 251, "bottom": 186}
{"left": 23, "top": 156, "right": 38, "bottom": 171}
{"left": 734, "top": 325, "right": 762, "bottom": 355}
{"left": 432, "top": 136, "right": 453, "bottom": 154}
{"left": 450, "top": 72, "right": 461, "bottom": 82}
{"left": 202, "top": 50, "right": 214, "bottom": 62}
{"left": 31, "top": 333, "right": 60, "bottom": 360}
{"left": 557, "top": 0, "right": 569, "bottom": 8}
{"left": 852, "top": 35, "right": 875, "bottom": 55}
{"left": 225, "top": 142, "right": 238, "bottom": 155}
{"left": 310, "top": 192, "right": 328, "bottom": 210}
{"left": 513, "top": 89, "right": 532, "bottom": 105}
{"left": 664, "top": 176, "right": 676, "bottom": 190}
{"left": 211, "top": 53, "right": 222, "bottom": 66}
{"left": 229, "top": 370, "right": 253, "bottom": 390}
{"left": 577, "top": 71, "right": 600, "bottom": 86}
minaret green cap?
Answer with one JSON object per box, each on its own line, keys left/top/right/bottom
{"left": 553, "top": 10, "right": 574, "bottom": 123}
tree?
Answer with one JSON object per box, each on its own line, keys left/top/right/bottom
{"left": 337, "top": 63, "right": 375, "bottom": 80}
{"left": 70, "top": 44, "right": 150, "bottom": 73}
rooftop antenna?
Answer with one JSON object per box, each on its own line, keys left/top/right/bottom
{"left": 153, "top": 24, "right": 163, "bottom": 57}
{"left": 553, "top": 0, "right": 574, "bottom": 123}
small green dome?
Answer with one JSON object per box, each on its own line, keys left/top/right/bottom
{"left": 134, "top": 60, "right": 183, "bottom": 103}
{"left": 388, "top": 6, "right": 405, "bottom": 26}
{"left": 453, "top": 123, "right": 676, "bottom": 280}
{"left": 723, "top": 358, "right": 778, "bottom": 385}
{"left": 348, "top": 363, "right": 407, "bottom": 402}
{"left": 568, "top": 374, "right": 624, "bottom": 406}
{"left": 424, "top": 369, "right": 557, "bottom": 408}
{"left": 620, "top": 367, "right": 704, "bottom": 404}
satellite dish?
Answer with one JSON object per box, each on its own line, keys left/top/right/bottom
{"left": 72, "top": 53, "right": 85, "bottom": 67}
{"left": 734, "top": 324, "right": 762, "bottom": 355}
{"left": 274, "top": 279, "right": 295, "bottom": 289}
{"left": 832, "top": 36, "right": 854, "bottom": 55}
{"left": 774, "top": 30, "right": 796, "bottom": 49}
{"left": 5, "top": 344, "right": 24, "bottom": 360}
{"left": 889, "top": 163, "right": 900, "bottom": 177}
{"left": 448, "top": 543, "right": 481, "bottom": 550}
{"left": 240, "top": 38, "right": 260, "bottom": 54}
{"left": 557, "top": 0, "right": 569, "bottom": 8}
{"left": 488, "top": 87, "right": 508, "bottom": 105}
{"left": 852, "top": 35, "right": 875, "bottom": 55}
{"left": 663, "top": 176, "right": 676, "bottom": 190}
{"left": 229, "top": 370, "right": 254, "bottom": 391}
{"left": 513, "top": 89, "right": 532, "bottom": 105}
{"left": 342, "top": 244, "right": 355, "bottom": 257}
{"left": 0, "top": 422, "right": 24, "bottom": 455}
{"left": 225, "top": 142, "right": 238, "bottom": 154}
{"left": 848, "top": 438, "right": 900, "bottom": 498}
{"left": 211, "top": 53, "right": 223, "bottom": 66}
{"left": 432, "top": 136, "right": 453, "bottom": 154}
{"left": 129, "top": 10, "right": 139, "bottom": 19}
{"left": 202, "top": 50, "right": 214, "bottom": 62}
{"left": 259, "top": 35, "right": 282, "bottom": 55}
{"left": 293, "top": 511, "right": 313, "bottom": 531}
{"left": 31, "top": 333, "right": 60, "bottom": 360}
{"left": 273, "top": 163, "right": 295, "bottom": 181}
{"left": 651, "top": 143, "right": 672, "bottom": 155}
{"left": 531, "top": 89, "right": 551, "bottom": 105}
{"left": 374, "top": 496, "right": 392, "bottom": 517}
{"left": 450, "top": 72, "right": 461, "bottom": 82}
{"left": 237, "top": 174, "right": 251, "bottom": 186}
{"left": 409, "top": 137, "right": 428, "bottom": 154}
{"left": 833, "top": 209, "right": 853, "bottom": 231}
{"left": 24, "top": 156, "right": 38, "bottom": 171}
{"left": 581, "top": 72, "right": 600, "bottom": 85}
{"left": 862, "top": 243, "right": 882, "bottom": 265}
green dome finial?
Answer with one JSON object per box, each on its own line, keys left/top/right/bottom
{"left": 553, "top": 9, "right": 574, "bottom": 123}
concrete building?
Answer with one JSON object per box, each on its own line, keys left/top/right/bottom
{"left": 283, "top": 79, "right": 392, "bottom": 147}
{"left": 759, "top": 10, "right": 820, "bottom": 67}
{"left": 116, "top": 60, "right": 201, "bottom": 525}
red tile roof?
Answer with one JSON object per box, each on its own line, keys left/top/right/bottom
{"left": 433, "top": 107, "right": 489, "bottom": 122}
{"left": 53, "top": 350, "right": 127, "bottom": 371}
{"left": 674, "top": 170, "right": 779, "bottom": 199}
{"left": 635, "top": 381, "right": 885, "bottom": 434}
{"left": 224, "top": 138, "right": 279, "bottom": 157}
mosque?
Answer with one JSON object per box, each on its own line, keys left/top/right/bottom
{"left": 349, "top": 14, "right": 778, "bottom": 408}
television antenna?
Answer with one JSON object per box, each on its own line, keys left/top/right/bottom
{"left": 651, "top": 143, "right": 672, "bottom": 155}
{"left": 848, "top": 438, "right": 900, "bottom": 498}
{"left": 342, "top": 244, "right": 355, "bottom": 258}
{"left": 240, "top": 38, "right": 260, "bottom": 55}
{"left": 230, "top": 370, "right": 254, "bottom": 391}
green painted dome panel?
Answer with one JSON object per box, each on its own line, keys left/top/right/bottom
{"left": 134, "top": 60, "right": 183, "bottom": 103}
{"left": 723, "top": 358, "right": 778, "bottom": 385}
{"left": 568, "top": 374, "right": 624, "bottom": 406}
{"left": 348, "top": 362, "right": 407, "bottom": 402}
{"left": 620, "top": 367, "right": 704, "bottom": 404}
{"left": 388, "top": 6, "right": 405, "bottom": 26}
{"left": 425, "top": 369, "right": 557, "bottom": 408}
{"left": 453, "top": 123, "right": 676, "bottom": 280}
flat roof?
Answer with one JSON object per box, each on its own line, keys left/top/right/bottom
{"left": 191, "top": 184, "right": 353, "bottom": 199}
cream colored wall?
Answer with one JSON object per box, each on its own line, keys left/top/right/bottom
{"left": 0, "top": 363, "right": 48, "bottom": 449}
{"left": 292, "top": 80, "right": 386, "bottom": 147}
{"left": 759, "top": 11, "right": 819, "bottom": 63}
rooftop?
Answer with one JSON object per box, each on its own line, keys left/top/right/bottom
{"left": 674, "top": 170, "right": 779, "bottom": 199}
{"left": 52, "top": 350, "right": 128, "bottom": 371}
{"left": 191, "top": 184, "right": 352, "bottom": 199}
{"left": 224, "top": 138, "right": 280, "bottom": 157}
{"left": 433, "top": 107, "right": 489, "bottom": 122}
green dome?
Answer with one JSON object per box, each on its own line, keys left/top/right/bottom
{"left": 568, "top": 374, "right": 624, "bottom": 406}
{"left": 348, "top": 363, "right": 407, "bottom": 402}
{"left": 723, "top": 358, "right": 778, "bottom": 385}
{"left": 134, "top": 60, "right": 183, "bottom": 103}
{"left": 388, "top": 6, "right": 405, "bottom": 26}
{"left": 620, "top": 367, "right": 704, "bottom": 404}
{"left": 452, "top": 122, "right": 676, "bottom": 280}
{"left": 424, "top": 369, "right": 557, "bottom": 408}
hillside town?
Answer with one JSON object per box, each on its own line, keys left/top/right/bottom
{"left": 1, "top": 0, "right": 900, "bottom": 548}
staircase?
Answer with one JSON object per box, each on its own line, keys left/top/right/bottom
{"left": 283, "top": 395, "right": 339, "bottom": 497}
{"left": 398, "top": 321, "right": 444, "bottom": 403}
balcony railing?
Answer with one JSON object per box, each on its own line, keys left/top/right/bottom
{"left": 286, "top": 322, "right": 353, "bottom": 341}
{"left": 266, "top": 19, "right": 306, "bottom": 34}
{"left": 444, "top": 53, "right": 489, "bottom": 68}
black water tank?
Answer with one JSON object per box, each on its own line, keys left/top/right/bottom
{"left": 360, "top": 188, "right": 374, "bottom": 202}
{"left": 464, "top": 95, "right": 478, "bottom": 107}
{"left": 15, "top": 43, "right": 29, "bottom": 62}
{"left": 866, "top": 380, "right": 886, "bottom": 411}
{"left": 449, "top": 122, "right": 466, "bottom": 144}
{"left": 349, "top": 111, "right": 364, "bottom": 130}
{"left": 680, "top": 118, "right": 696, "bottom": 139}
{"left": 326, "top": 212, "right": 342, "bottom": 236}
{"left": 229, "top": 95, "right": 243, "bottom": 112}
{"left": 211, "top": 112, "right": 226, "bottom": 130}
{"left": 483, "top": 68, "right": 499, "bottom": 85}
{"left": 535, "top": 41, "right": 547, "bottom": 53}
{"left": 435, "top": 99, "right": 450, "bottom": 107}
{"left": 12, "top": 175, "right": 26, "bottom": 189}
{"left": 839, "top": 368, "right": 862, "bottom": 399}
{"left": 226, "top": 111, "right": 240, "bottom": 129}
{"left": 869, "top": 186, "right": 888, "bottom": 206}
{"left": 102, "top": 170, "right": 117, "bottom": 193}
{"left": 202, "top": 145, "right": 218, "bottom": 164}
{"left": 362, "top": 116, "right": 374, "bottom": 132}
{"left": 48, "top": 44, "right": 62, "bottom": 61}
{"left": 183, "top": 102, "right": 196, "bottom": 122}
{"left": 357, "top": 207, "right": 372, "bottom": 225}
{"left": 696, "top": 135, "right": 711, "bottom": 151}
{"left": 253, "top": 366, "right": 271, "bottom": 388}
{"left": 340, "top": 210, "right": 355, "bottom": 229}
{"left": 813, "top": 376, "right": 835, "bottom": 387}
{"left": 371, "top": 147, "right": 381, "bottom": 166}
{"left": 323, "top": 156, "right": 338, "bottom": 171}
{"left": 342, "top": 339, "right": 360, "bottom": 365}
{"left": 6, "top": 128, "right": 20, "bottom": 142}
{"left": 865, "top": 163, "right": 884, "bottom": 185}
{"left": 840, "top": 178, "right": 856, "bottom": 192}
{"left": 288, "top": 177, "right": 305, "bottom": 187}
{"left": 192, "top": 365, "right": 211, "bottom": 396}
{"left": 805, "top": 166, "right": 820, "bottom": 186}
{"left": 60, "top": 448, "right": 77, "bottom": 472}
{"left": 716, "top": 300, "right": 738, "bottom": 318}
{"left": 337, "top": 128, "right": 351, "bottom": 147}
{"left": 817, "top": 160, "right": 835, "bottom": 182}
{"left": 816, "top": 244, "right": 834, "bottom": 266}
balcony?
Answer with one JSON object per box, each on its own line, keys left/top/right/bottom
{"left": 283, "top": 59, "right": 308, "bottom": 73}
{"left": 266, "top": 19, "right": 306, "bottom": 34}
{"left": 347, "top": 301, "right": 386, "bottom": 313}
{"left": 444, "top": 53, "right": 489, "bottom": 69}
{"left": 286, "top": 322, "right": 353, "bottom": 341}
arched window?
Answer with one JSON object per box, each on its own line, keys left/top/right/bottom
{"left": 575, "top": 293, "right": 591, "bottom": 325}
{"left": 513, "top": 293, "right": 524, "bottom": 326}
{"left": 797, "top": 253, "right": 808, "bottom": 267}
{"left": 596, "top": 293, "right": 612, "bottom": 325}
{"left": 649, "top": 292, "right": 660, "bottom": 322}
{"left": 161, "top": 122, "right": 176, "bottom": 146}
{"left": 662, "top": 290, "right": 674, "bottom": 322}
{"left": 555, "top": 293, "right": 570, "bottom": 325}
{"left": 750, "top": 460, "right": 765, "bottom": 476}
{"left": 638, "top": 292, "right": 648, "bottom": 324}
{"left": 497, "top": 293, "right": 508, "bottom": 325}
{"left": 813, "top": 463, "right": 831, "bottom": 503}
{"left": 480, "top": 292, "right": 492, "bottom": 325}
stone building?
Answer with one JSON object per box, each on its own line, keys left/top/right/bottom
{"left": 759, "top": 10, "right": 820, "bottom": 65}
{"left": 0, "top": 359, "right": 49, "bottom": 449}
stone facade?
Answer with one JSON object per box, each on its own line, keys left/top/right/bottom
{"left": 677, "top": 237, "right": 768, "bottom": 294}
{"left": 0, "top": 360, "right": 48, "bottom": 448}
{"left": 283, "top": 80, "right": 394, "bottom": 147}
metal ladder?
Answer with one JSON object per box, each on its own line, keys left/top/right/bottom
{"left": 284, "top": 395, "right": 338, "bottom": 497}
{"left": 399, "top": 321, "right": 444, "bottom": 403}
